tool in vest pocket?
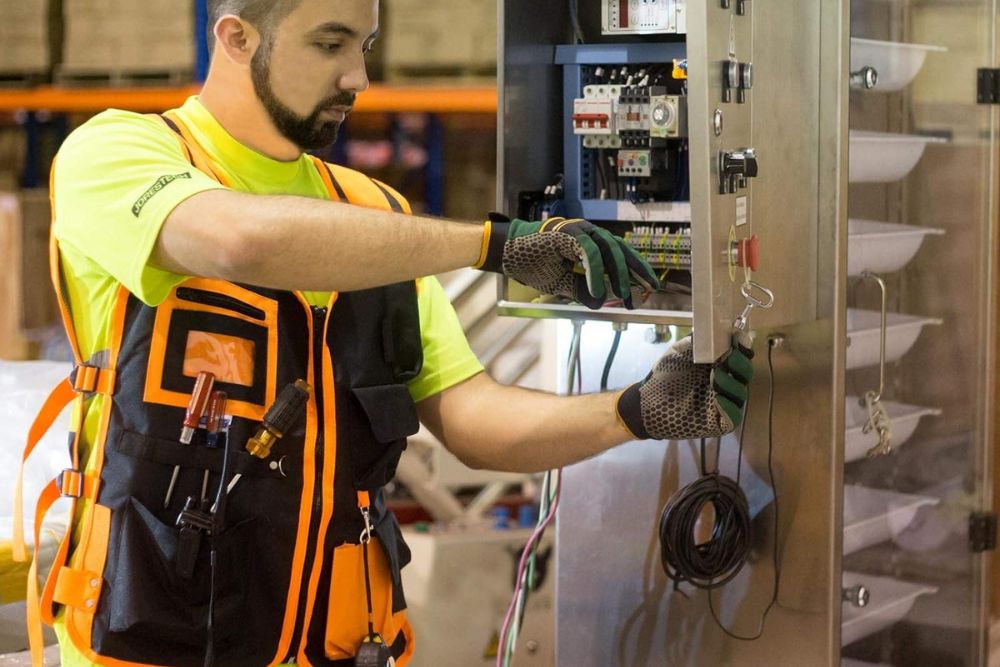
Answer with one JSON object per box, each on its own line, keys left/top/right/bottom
{"left": 227, "top": 380, "right": 311, "bottom": 496}
{"left": 355, "top": 491, "right": 395, "bottom": 667}
{"left": 246, "top": 379, "right": 311, "bottom": 458}
{"left": 202, "top": 391, "right": 228, "bottom": 500}
{"left": 165, "top": 371, "right": 216, "bottom": 508}
{"left": 174, "top": 496, "right": 215, "bottom": 580}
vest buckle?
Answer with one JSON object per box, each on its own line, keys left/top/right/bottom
{"left": 58, "top": 469, "right": 83, "bottom": 498}
{"left": 70, "top": 364, "right": 99, "bottom": 393}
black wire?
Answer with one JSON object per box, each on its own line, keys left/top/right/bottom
{"left": 569, "top": 0, "right": 585, "bottom": 43}
{"left": 204, "top": 431, "right": 234, "bottom": 667}
{"left": 657, "top": 338, "right": 781, "bottom": 641}
{"left": 600, "top": 330, "right": 623, "bottom": 391}
{"left": 706, "top": 338, "right": 781, "bottom": 641}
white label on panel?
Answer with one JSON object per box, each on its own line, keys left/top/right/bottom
{"left": 736, "top": 196, "right": 748, "bottom": 227}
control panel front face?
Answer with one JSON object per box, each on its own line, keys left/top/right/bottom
{"left": 499, "top": 0, "right": 771, "bottom": 362}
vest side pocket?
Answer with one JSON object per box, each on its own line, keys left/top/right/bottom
{"left": 348, "top": 384, "right": 420, "bottom": 490}
{"left": 323, "top": 538, "right": 398, "bottom": 660}
{"left": 103, "top": 496, "right": 257, "bottom": 652}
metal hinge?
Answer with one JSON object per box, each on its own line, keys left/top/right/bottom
{"left": 977, "top": 68, "right": 1000, "bottom": 104}
{"left": 969, "top": 512, "right": 998, "bottom": 552}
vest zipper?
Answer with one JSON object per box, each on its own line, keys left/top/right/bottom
{"left": 286, "top": 305, "right": 329, "bottom": 662}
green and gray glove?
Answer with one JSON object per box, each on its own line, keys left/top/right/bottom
{"left": 616, "top": 335, "right": 755, "bottom": 440}
{"left": 475, "top": 214, "right": 660, "bottom": 310}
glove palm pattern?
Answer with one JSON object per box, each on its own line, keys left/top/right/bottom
{"left": 476, "top": 215, "right": 660, "bottom": 310}
{"left": 617, "top": 336, "right": 754, "bottom": 441}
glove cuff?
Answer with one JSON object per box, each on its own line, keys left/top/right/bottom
{"left": 615, "top": 383, "right": 650, "bottom": 441}
{"left": 473, "top": 213, "right": 511, "bottom": 273}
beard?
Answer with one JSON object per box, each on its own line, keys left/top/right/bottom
{"left": 250, "top": 42, "right": 354, "bottom": 152}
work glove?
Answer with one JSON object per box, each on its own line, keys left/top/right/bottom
{"left": 475, "top": 214, "right": 660, "bottom": 310}
{"left": 615, "top": 334, "right": 754, "bottom": 441}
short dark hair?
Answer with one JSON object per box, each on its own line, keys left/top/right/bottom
{"left": 206, "top": 0, "right": 300, "bottom": 51}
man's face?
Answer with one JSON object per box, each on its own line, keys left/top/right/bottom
{"left": 250, "top": 0, "right": 378, "bottom": 152}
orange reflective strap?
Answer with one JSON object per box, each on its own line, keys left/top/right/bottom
{"left": 159, "top": 111, "right": 233, "bottom": 188}
{"left": 13, "top": 378, "right": 76, "bottom": 563}
{"left": 357, "top": 491, "right": 371, "bottom": 510}
{"left": 48, "top": 162, "right": 84, "bottom": 365}
{"left": 24, "top": 478, "right": 60, "bottom": 665}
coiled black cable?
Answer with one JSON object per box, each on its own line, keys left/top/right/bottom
{"left": 659, "top": 470, "right": 751, "bottom": 589}
{"left": 658, "top": 336, "right": 782, "bottom": 641}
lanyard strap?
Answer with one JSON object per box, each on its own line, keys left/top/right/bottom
{"left": 358, "top": 491, "right": 377, "bottom": 640}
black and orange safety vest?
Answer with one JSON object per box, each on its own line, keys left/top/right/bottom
{"left": 15, "top": 111, "right": 424, "bottom": 666}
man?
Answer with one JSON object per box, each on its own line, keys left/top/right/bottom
{"left": 29, "top": 1, "right": 753, "bottom": 665}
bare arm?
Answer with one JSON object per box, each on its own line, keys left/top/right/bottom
{"left": 416, "top": 372, "right": 634, "bottom": 474}
{"left": 153, "top": 190, "right": 486, "bottom": 292}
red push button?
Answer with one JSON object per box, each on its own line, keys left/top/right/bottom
{"left": 736, "top": 235, "right": 760, "bottom": 272}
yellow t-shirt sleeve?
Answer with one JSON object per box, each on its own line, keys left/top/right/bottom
{"left": 407, "top": 276, "right": 484, "bottom": 403}
{"left": 52, "top": 109, "right": 227, "bottom": 307}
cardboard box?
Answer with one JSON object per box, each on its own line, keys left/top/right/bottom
{"left": 383, "top": 0, "right": 496, "bottom": 72}
{"left": 0, "top": 190, "right": 59, "bottom": 361}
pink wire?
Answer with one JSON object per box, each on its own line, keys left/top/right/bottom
{"left": 496, "top": 476, "right": 562, "bottom": 667}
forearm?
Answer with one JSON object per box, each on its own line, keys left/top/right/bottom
{"left": 421, "top": 374, "right": 634, "bottom": 473}
{"left": 156, "top": 190, "right": 486, "bottom": 292}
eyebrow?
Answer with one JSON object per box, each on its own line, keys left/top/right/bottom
{"left": 312, "top": 22, "right": 380, "bottom": 42}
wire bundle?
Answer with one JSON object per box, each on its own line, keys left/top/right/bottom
{"left": 497, "top": 321, "right": 583, "bottom": 667}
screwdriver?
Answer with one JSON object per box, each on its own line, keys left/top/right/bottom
{"left": 164, "top": 371, "right": 215, "bottom": 508}
{"left": 226, "top": 380, "right": 311, "bottom": 497}
{"left": 201, "top": 390, "right": 228, "bottom": 501}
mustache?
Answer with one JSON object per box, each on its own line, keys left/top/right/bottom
{"left": 315, "top": 93, "right": 356, "bottom": 113}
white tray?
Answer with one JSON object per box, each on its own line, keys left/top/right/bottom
{"left": 848, "top": 219, "right": 944, "bottom": 276}
{"left": 849, "top": 131, "right": 947, "bottom": 183}
{"left": 844, "top": 397, "right": 941, "bottom": 463}
{"left": 851, "top": 38, "right": 947, "bottom": 92}
{"left": 846, "top": 309, "right": 942, "bottom": 370}
{"left": 842, "top": 572, "right": 937, "bottom": 646}
{"left": 843, "top": 484, "right": 939, "bottom": 555}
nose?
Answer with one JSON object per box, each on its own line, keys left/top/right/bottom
{"left": 339, "top": 49, "right": 370, "bottom": 95}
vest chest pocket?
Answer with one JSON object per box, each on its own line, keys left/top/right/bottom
{"left": 145, "top": 281, "right": 279, "bottom": 421}
{"left": 347, "top": 384, "right": 420, "bottom": 490}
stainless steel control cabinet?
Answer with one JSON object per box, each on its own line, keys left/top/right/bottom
{"left": 496, "top": 0, "right": 998, "bottom": 665}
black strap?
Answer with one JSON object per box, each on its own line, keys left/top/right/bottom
{"left": 159, "top": 114, "right": 183, "bottom": 136}
{"left": 319, "top": 161, "right": 350, "bottom": 203}
{"left": 371, "top": 179, "right": 404, "bottom": 213}
{"left": 362, "top": 536, "right": 376, "bottom": 639}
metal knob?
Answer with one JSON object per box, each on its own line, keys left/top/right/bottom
{"left": 723, "top": 60, "right": 740, "bottom": 103}
{"left": 719, "top": 148, "right": 758, "bottom": 194}
{"left": 842, "top": 585, "right": 870, "bottom": 608}
{"left": 850, "top": 66, "right": 879, "bottom": 90}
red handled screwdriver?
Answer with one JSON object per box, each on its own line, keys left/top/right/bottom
{"left": 164, "top": 371, "right": 215, "bottom": 508}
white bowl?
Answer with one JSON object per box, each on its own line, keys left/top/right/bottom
{"left": 851, "top": 38, "right": 947, "bottom": 92}
{"left": 848, "top": 219, "right": 945, "bottom": 276}
{"left": 846, "top": 309, "right": 943, "bottom": 370}
{"left": 844, "top": 397, "right": 941, "bottom": 463}
{"left": 842, "top": 572, "right": 937, "bottom": 646}
{"left": 849, "top": 131, "right": 948, "bottom": 183}
{"left": 842, "top": 485, "right": 939, "bottom": 555}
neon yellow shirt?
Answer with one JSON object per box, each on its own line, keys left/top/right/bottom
{"left": 50, "top": 96, "right": 483, "bottom": 666}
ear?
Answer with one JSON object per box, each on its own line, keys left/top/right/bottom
{"left": 213, "top": 15, "right": 262, "bottom": 65}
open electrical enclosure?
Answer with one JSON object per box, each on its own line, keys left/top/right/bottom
{"left": 497, "top": 0, "right": 830, "bottom": 363}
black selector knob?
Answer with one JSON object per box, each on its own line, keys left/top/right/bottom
{"left": 719, "top": 148, "right": 758, "bottom": 194}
